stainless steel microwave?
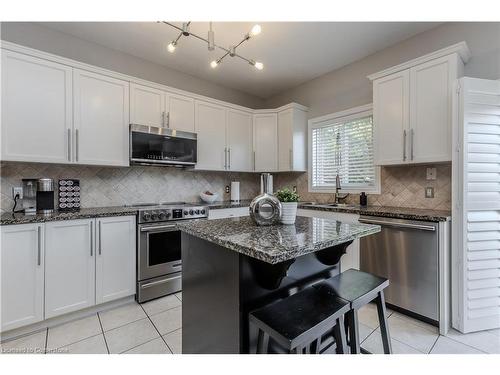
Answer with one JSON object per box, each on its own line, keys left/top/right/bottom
{"left": 130, "top": 124, "right": 197, "bottom": 167}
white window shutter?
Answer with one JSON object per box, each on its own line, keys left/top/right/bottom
{"left": 453, "top": 77, "right": 500, "bottom": 333}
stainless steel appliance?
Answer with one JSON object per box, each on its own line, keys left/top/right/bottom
{"left": 130, "top": 124, "right": 197, "bottom": 167}
{"left": 359, "top": 216, "right": 439, "bottom": 323}
{"left": 22, "top": 178, "right": 37, "bottom": 214}
{"left": 134, "top": 202, "right": 208, "bottom": 303}
{"left": 36, "top": 178, "right": 55, "bottom": 214}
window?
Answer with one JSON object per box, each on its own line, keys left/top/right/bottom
{"left": 309, "top": 104, "right": 380, "bottom": 193}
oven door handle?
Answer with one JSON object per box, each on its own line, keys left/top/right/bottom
{"left": 140, "top": 275, "right": 181, "bottom": 289}
{"left": 140, "top": 224, "right": 177, "bottom": 232}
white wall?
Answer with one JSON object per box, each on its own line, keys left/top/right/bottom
{"left": 0, "top": 22, "right": 265, "bottom": 109}
{"left": 265, "top": 22, "right": 500, "bottom": 118}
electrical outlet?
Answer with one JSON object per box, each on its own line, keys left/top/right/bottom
{"left": 12, "top": 187, "right": 23, "bottom": 199}
{"left": 425, "top": 187, "right": 434, "bottom": 198}
{"left": 225, "top": 185, "right": 230, "bottom": 193}
{"left": 426, "top": 167, "right": 437, "bottom": 180}
{"left": 293, "top": 186, "right": 297, "bottom": 193}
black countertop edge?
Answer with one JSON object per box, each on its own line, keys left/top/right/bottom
{"left": 297, "top": 204, "right": 451, "bottom": 222}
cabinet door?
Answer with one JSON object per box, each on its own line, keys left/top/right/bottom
{"left": 45, "top": 219, "right": 95, "bottom": 318}
{"left": 1, "top": 223, "right": 44, "bottom": 331}
{"left": 373, "top": 70, "right": 410, "bottom": 165}
{"left": 410, "top": 55, "right": 456, "bottom": 163}
{"left": 1, "top": 50, "right": 72, "bottom": 164}
{"left": 253, "top": 113, "right": 278, "bottom": 172}
{"left": 227, "top": 109, "right": 253, "bottom": 171}
{"left": 95, "top": 216, "right": 136, "bottom": 304}
{"left": 167, "top": 93, "right": 195, "bottom": 132}
{"left": 130, "top": 83, "right": 165, "bottom": 127}
{"left": 73, "top": 69, "right": 129, "bottom": 166}
{"left": 195, "top": 101, "right": 227, "bottom": 170}
{"left": 278, "top": 109, "right": 293, "bottom": 171}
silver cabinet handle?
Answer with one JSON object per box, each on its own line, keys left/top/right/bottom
{"left": 37, "top": 226, "right": 42, "bottom": 266}
{"left": 166, "top": 112, "right": 170, "bottom": 128}
{"left": 75, "top": 129, "right": 79, "bottom": 162}
{"left": 67, "top": 129, "right": 71, "bottom": 161}
{"left": 410, "top": 128, "right": 414, "bottom": 161}
{"left": 228, "top": 148, "right": 231, "bottom": 170}
{"left": 224, "top": 147, "right": 227, "bottom": 170}
{"left": 358, "top": 218, "right": 436, "bottom": 231}
{"left": 253, "top": 151, "right": 256, "bottom": 170}
{"left": 403, "top": 130, "right": 407, "bottom": 161}
{"left": 161, "top": 111, "right": 165, "bottom": 127}
{"left": 90, "top": 222, "right": 93, "bottom": 256}
{"left": 98, "top": 221, "right": 102, "bottom": 255}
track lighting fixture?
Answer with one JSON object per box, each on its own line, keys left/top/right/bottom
{"left": 161, "top": 22, "right": 264, "bottom": 71}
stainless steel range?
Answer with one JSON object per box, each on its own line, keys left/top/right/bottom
{"left": 132, "top": 202, "right": 208, "bottom": 303}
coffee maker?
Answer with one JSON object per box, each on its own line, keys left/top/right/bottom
{"left": 22, "top": 179, "right": 38, "bottom": 214}
{"left": 36, "top": 178, "right": 55, "bottom": 214}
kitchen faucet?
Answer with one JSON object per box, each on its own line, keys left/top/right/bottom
{"left": 334, "top": 173, "right": 349, "bottom": 204}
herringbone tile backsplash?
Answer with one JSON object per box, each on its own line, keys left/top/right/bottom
{"left": 0, "top": 162, "right": 451, "bottom": 213}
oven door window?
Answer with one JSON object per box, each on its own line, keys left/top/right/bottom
{"left": 147, "top": 230, "right": 181, "bottom": 266}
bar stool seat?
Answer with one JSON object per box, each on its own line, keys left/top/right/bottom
{"left": 249, "top": 286, "right": 351, "bottom": 354}
{"left": 314, "top": 269, "right": 392, "bottom": 354}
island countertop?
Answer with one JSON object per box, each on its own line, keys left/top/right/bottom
{"left": 177, "top": 215, "right": 380, "bottom": 264}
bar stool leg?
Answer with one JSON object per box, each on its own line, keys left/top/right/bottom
{"left": 375, "top": 291, "right": 392, "bottom": 354}
{"left": 332, "top": 317, "right": 347, "bottom": 354}
{"left": 346, "top": 309, "right": 361, "bottom": 354}
{"left": 310, "top": 338, "right": 320, "bottom": 354}
{"left": 256, "top": 329, "right": 270, "bottom": 354}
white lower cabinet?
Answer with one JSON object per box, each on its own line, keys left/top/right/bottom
{"left": 95, "top": 216, "right": 136, "bottom": 304}
{"left": 0, "top": 215, "right": 137, "bottom": 330}
{"left": 1, "top": 223, "right": 44, "bottom": 331}
{"left": 44, "top": 219, "right": 95, "bottom": 319}
{"left": 297, "top": 209, "right": 360, "bottom": 271}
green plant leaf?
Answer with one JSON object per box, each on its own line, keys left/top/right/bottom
{"left": 275, "top": 188, "right": 300, "bottom": 203}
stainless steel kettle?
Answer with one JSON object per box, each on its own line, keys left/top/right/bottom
{"left": 249, "top": 173, "right": 281, "bottom": 226}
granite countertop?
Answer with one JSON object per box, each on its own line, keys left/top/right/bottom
{"left": 177, "top": 216, "right": 380, "bottom": 264}
{"left": 0, "top": 206, "right": 139, "bottom": 225}
{"left": 298, "top": 203, "right": 451, "bottom": 222}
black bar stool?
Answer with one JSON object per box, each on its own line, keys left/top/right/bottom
{"left": 249, "top": 286, "right": 350, "bottom": 354}
{"left": 314, "top": 269, "right": 392, "bottom": 354}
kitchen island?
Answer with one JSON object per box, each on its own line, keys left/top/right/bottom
{"left": 177, "top": 216, "right": 380, "bottom": 354}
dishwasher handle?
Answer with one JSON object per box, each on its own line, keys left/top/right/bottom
{"left": 358, "top": 218, "right": 436, "bottom": 232}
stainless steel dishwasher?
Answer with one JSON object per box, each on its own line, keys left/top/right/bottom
{"left": 359, "top": 216, "right": 439, "bottom": 323}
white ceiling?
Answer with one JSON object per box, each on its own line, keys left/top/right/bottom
{"left": 40, "top": 22, "right": 440, "bottom": 99}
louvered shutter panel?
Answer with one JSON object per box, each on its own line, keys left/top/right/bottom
{"left": 453, "top": 77, "right": 500, "bottom": 333}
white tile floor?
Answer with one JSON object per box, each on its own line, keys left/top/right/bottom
{"left": 1, "top": 293, "right": 499, "bottom": 354}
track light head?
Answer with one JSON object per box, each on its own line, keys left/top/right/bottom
{"left": 167, "top": 42, "right": 177, "bottom": 53}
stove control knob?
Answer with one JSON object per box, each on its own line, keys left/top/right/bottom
{"left": 201, "top": 209, "right": 206, "bottom": 215}
{"left": 142, "top": 212, "right": 151, "bottom": 221}
{"left": 184, "top": 210, "right": 189, "bottom": 216}
{"left": 189, "top": 209, "right": 194, "bottom": 215}
{"left": 165, "top": 212, "right": 171, "bottom": 218}
{"left": 150, "top": 211, "right": 158, "bottom": 220}
{"left": 158, "top": 211, "right": 167, "bottom": 220}
{"left": 195, "top": 209, "right": 200, "bottom": 215}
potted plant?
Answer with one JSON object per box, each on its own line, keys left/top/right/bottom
{"left": 275, "top": 188, "right": 300, "bottom": 225}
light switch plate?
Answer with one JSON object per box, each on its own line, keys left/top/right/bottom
{"left": 426, "top": 167, "right": 437, "bottom": 180}
{"left": 425, "top": 187, "right": 434, "bottom": 198}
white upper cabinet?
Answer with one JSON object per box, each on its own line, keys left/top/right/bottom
{"left": 1, "top": 223, "right": 44, "bottom": 332}
{"left": 73, "top": 69, "right": 130, "bottom": 166}
{"left": 95, "top": 216, "right": 136, "bottom": 304}
{"left": 195, "top": 101, "right": 227, "bottom": 170}
{"left": 278, "top": 106, "right": 308, "bottom": 171}
{"left": 253, "top": 113, "right": 278, "bottom": 172}
{"left": 226, "top": 109, "right": 253, "bottom": 172}
{"left": 44, "top": 219, "right": 95, "bottom": 319}
{"left": 373, "top": 70, "right": 410, "bottom": 165}
{"left": 1, "top": 50, "right": 73, "bottom": 164}
{"left": 370, "top": 43, "right": 469, "bottom": 165}
{"left": 130, "top": 83, "right": 164, "bottom": 127}
{"left": 410, "top": 55, "right": 457, "bottom": 163}
{"left": 166, "top": 92, "right": 195, "bottom": 132}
